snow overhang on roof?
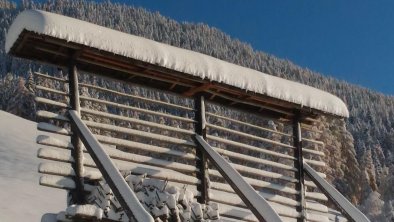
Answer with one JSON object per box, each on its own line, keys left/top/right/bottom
{"left": 5, "top": 10, "right": 349, "bottom": 118}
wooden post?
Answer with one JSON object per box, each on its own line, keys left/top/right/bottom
{"left": 68, "top": 58, "right": 85, "bottom": 204}
{"left": 194, "top": 95, "right": 209, "bottom": 204}
{"left": 293, "top": 113, "right": 306, "bottom": 222}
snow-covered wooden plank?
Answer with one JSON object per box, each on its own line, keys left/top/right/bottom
{"left": 34, "top": 71, "right": 67, "bottom": 82}
{"left": 37, "top": 135, "right": 73, "bottom": 149}
{"left": 35, "top": 97, "right": 68, "bottom": 108}
{"left": 215, "top": 147, "right": 297, "bottom": 171}
{"left": 306, "top": 210, "right": 330, "bottom": 222}
{"left": 39, "top": 175, "right": 76, "bottom": 190}
{"left": 305, "top": 192, "right": 328, "bottom": 201}
{"left": 220, "top": 216, "right": 251, "bottom": 222}
{"left": 39, "top": 162, "right": 102, "bottom": 180}
{"left": 38, "top": 147, "right": 74, "bottom": 162}
{"left": 215, "top": 202, "right": 301, "bottom": 222}
{"left": 304, "top": 158, "right": 326, "bottom": 167}
{"left": 39, "top": 175, "right": 94, "bottom": 192}
{"left": 209, "top": 157, "right": 297, "bottom": 183}
{"left": 306, "top": 211, "right": 330, "bottom": 222}
{"left": 94, "top": 134, "right": 197, "bottom": 160}
{"left": 207, "top": 135, "right": 296, "bottom": 160}
{"left": 304, "top": 162, "right": 370, "bottom": 222}
{"left": 81, "top": 108, "right": 194, "bottom": 135}
{"left": 306, "top": 201, "right": 328, "bottom": 213}
{"left": 80, "top": 96, "right": 195, "bottom": 123}
{"left": 302, "top": 137, "right": 324, "bottom": 146}
{"left": 211, "top": 183, "right": 327, "bottom": 213}
{"left": 195, "top": 135, "right": 282, "bottom": 222}
{"left": 206, "top": 111, "right": 292, "bottom": 137}
{"left": 104, "top": 144, "right": 198, "bottom": 173}
{"left": 207, "top": 123, "right": 295, "bottom": 149}
{"left": 36, "top": 110, "right": 69, "bottom": 122}
{"left": 210, "top": 179, "right": 299, "bottom": 196}
{"left": 36, "top": 85, "right": 68, "bottom": 96}
{"left": 213, "top": 202, "right": 258, "bottom": 222}
{"left": 35, "top": 137, "right": 200, "bottom": 193}
{"left": 38, "top": 145, "right": 199, "bottom": 180}
{"left": 65, "top": 204, "right": 103, "bottom": 220}
{"left": 37, "top": 122, "right": 71, "bottom": 135}
{"left": 302, "top": 148, "right": 325, "bottom": 157}
{"left": 210, "top": 168, "right": 298, "bottom": 195}
{"left": 301, "top": 124, "right": 323, "bottom": 134}
{"left": 68, "top": 110, "right": 154, "bottom": 222}
{"left": 216, "top": 198, "right": 302, "bottom": 219}
{"left": 79, "top": 82, "right": 194, "bottom": 111}
{"left": 84, "top": 120, "right": 196, "bottom": 147}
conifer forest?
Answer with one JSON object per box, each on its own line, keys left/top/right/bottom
{"left": 0, "top": 0, "right": 393, "bottom": 220}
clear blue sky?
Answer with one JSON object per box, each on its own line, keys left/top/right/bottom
{"left": 106, "top": 1, "right": 394, "bottom": 95}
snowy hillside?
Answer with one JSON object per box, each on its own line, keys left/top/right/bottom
{"left": 0, "top": 110, "right": 65, "bottom": 221}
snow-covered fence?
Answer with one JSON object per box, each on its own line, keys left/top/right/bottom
{"left": 33, "top": 71, "right": 338, "bottom": 222}
{"left": 6, "top": 10, "right": 369, "bottom": 222}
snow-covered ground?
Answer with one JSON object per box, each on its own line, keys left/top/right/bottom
{"left": 0, "top": 111, "right": 65, "bottom": 221}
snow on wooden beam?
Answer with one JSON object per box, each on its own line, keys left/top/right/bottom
{"left": 302, "top": 137, "right": 324, "bottom": 146}
{"left": 38, "top": 143, "right": 199, "bottom": 176}
{"left": 206, "top": 111, "right": 292, "bottom": 138}
{"left": 37, "top": 122, "right": 71, "bottom": 136}
{"left": 206, "top": 89, "right": 294, "bottom": 117}
{"left": 305, "top": 192, "right": 328, "bottom": 202}
{"left": 79, "top": 82, "right": 194, "bottom": 111}
{"left": 304, "top": 159, "right": 326, "bottom": 167}
{"left": 302, "top": 148, "right": 325, "bottom": 157}
{"left": 84, "top": 120, "right": 196, "bottom": 147}
{"left": 94, "top": 134, "right": 197, "bottom": 160}
{"left": 80, "top": 96, "right": 194, "bottom": 123}
{"left": 39, "top": 162, "right": 102, "bottom": 180}
{"left": 80, "top": 108, "right": 194, "bottom": 135}
{"left": 35, "top": 97, "right": 68, "bottom": 108}
{"left": 214, "top": 196, "right": 302, "bottom": 219}
{"left": 40, "top": 175, "right": 76, "bottom": 190}
{"left": 211, "top": 187, "right": 328, "bottom": 213}
{"left": 38, "top": 141, "right": 200, "bottom": 182}
{"left": 36, "top": 85, "right": 68, "bottom": 96}
{"left": 34, "top": 71, "right": 68, "bottom": 83}
{"left": 37, "top": 135, "right": 73, "bottom": 149}
{"left": 209, "top": 177, "right": 299, "bottom": 196}
{"left": 206, "top": 135, "right": 295, "bottom": 160}
{"left": 214, "top": 147, "right": 297, "bottom": 172}
{"left": 207, "top": 123, "right": 295, "bottom": 149}
{"left": 209, "top": 159, "right": 298, "bottom": 184}
{"left": 36, "top": 110, "right": 69, "bottom": 122}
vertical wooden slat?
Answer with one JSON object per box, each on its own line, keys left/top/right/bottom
{"left": 194, "top": 95, "right": 209, "bottom": 203}
{"left": 294, "top": 113, "right": 306, "bottom": 222}
{"left": 68, "top": 59, "right": 85, "bottom": 204}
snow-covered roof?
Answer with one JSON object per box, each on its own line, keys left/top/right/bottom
{"left": 5, "top": 10, "right": 349, "bottom": 117}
